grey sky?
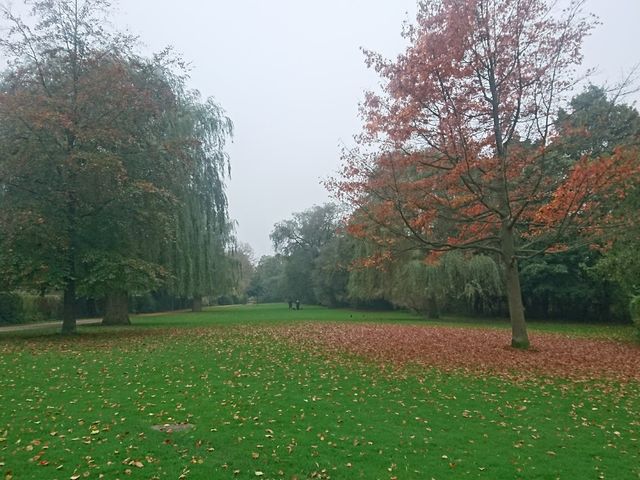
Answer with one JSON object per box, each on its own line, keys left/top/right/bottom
{"left": 6, "top": 1, "right": 639, "bottom": 257}
{"left": 116, "top": 0, "right": 421, "bottom": 258}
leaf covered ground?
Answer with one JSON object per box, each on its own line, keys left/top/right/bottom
{"left": 0, "top": 305, "right": 638, "bottom": 479}
{"left": 268, "top": 323, "right": 640, "bottom": 382}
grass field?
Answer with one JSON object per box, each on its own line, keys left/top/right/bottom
{"left": 0, "top": 304, "right": 638, "bottom": 479}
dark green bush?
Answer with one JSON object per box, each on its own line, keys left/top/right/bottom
{"left": 131, "top": 294, "right": 158, "bottom": 314}
{"left": 0, "top": 292, "right": 24, "bottom": 324}
{"left": 630, "top": 295, "right": 640, "bottom": 337}
{"left": 217, "top": 294, "right": 234, "bottom": 306}
{"left": 21, "top": 294, "right": 63, "bottom": 322}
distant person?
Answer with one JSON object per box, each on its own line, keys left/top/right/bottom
{"left": 288, "top": 299, "right": 293, "bottom": 310}
{"left": 295, "top": 299, "right": 300, "bottom": 310}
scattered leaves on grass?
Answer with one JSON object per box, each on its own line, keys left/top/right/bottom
{"left": 1, "top": 311, "right": 638, "bottom": 480}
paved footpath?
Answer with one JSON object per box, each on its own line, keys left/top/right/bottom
{"left": 0, "top": 318, "right": 102, "bottom": 333}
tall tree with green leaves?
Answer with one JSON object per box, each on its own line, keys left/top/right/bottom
{"left": 271, "top": 204, "right": 341, "bottom": 304}
{"left": 0, "top": 1, "right": 191, "bottom": 331}
{"left": 165, "top": 92, "right": 234, "bottom": 312}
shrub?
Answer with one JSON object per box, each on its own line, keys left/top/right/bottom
{"left": 630, "top": 295, "right": 640, "bottom": 337}
{"left": 0, "top": 292, "right": 25, "bottom": 324}
{"left": 131, "top": 294, "right": 158, "bottom": 314}
{"left": 20, "top": 294, "right": 63, "bottom": 322}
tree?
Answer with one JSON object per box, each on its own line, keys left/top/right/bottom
{"left": 271, "top": 204, "right": 341, "bottom": 304}
{"left": 331, "top": 0, "right": 639, "bottom": 347}
{"left": 247, "top": 255, "right": 287, "bottom": 303}
{"left": 165, "top": 92, "right": 234, "bottom": 312}
{"left": 0, "top": 0, "right": 182, "bottom": 333}
{"left": 556, "top": 85, "right": 640, "bottom": 159}
{"left": 557, "top": 85, "right": 640, "bottom": 309}
{"left": 347, "top": 240, "right": 504, "bottom": 318}
{"left": 227, "top": 242, "right": 256, "bottom": 303}
{"left": 519, "top": 248, "right": 612, "bottom": 321}
{"left": 0, "top": 1, "right": 235, "bottom": 330}
{"left": 76, "top": 57, "right": 186, "bottom": 326}
{"left": 520, "top": 86, "right": 640, "bottom": 322}
{"left": 312, "top": 233, "right": 354, "bottom": 307}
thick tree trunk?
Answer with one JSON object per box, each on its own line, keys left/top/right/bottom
{"left": 61, "top": 281, "right": 77, "bottom": 335}
{"left": 501, "top": 227, "right": 530, "bottom": 349}
{"left": 504, "top": 259, "right": 529, "bottom": 348}
{"left": 102, "top": 291, "right": 130, "bottom": 326}
{"left": 192, "top": 295, "right": 203, "bottom": 313}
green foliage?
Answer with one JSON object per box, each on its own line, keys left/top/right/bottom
{"left": 226, "top": 243, "right": 255, "bottom": 301}
{"left": 520, "top": 248, "right": 617, "bottom": 321}
{"left": 20, "top": 294, "right": 63, "bottom": 323}
{"left": 631, "top": 296, "right": 640, "bottom": 335}
{"left": 0, "top": 292, "right": 23, "bottom": 324}
{"left": 78, "top": 252, "right": 167, "bottom": 297}
{"left": 349, "top": 247, "right": 504, "bottom": 318}
{"left": 312, "top": 235, "right": 354, "bottom": 307}
{"left": 270, "top": 204, "right": 343, "bottom": 305}
{"left": 555, "top": 85, "right": 640, "bottom": 320}
{"left": 346, "top": 241, "right": 393, "bottom": 307}
{"left": 247, "top": 255, "right": 287, "bottom": 303}
{"left": 595, "top": 184, "right": 640, "bottom": 306}
{"left": 556, "top": 85, "right": 640, "bottom": 158}
{"left": 165, "top": 94, "right": 234, "bottom": 303}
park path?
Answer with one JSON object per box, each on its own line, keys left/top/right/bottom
{"left": 0, "top": 309, "right": 193, "bottom": 334}
{"left": 0, "top": 318, "right": 101, "bottom": 333}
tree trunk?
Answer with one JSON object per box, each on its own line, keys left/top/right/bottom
{"left": 501, "top": 227, "right": 530, "bottom": 349}
{"left": 425, "top": 292, "right": 440, "bottom": 319}
{"left": 192, "top": 295, "right": 203, "bottom": 313}
{"left": 61, "top": 281, "right": 77, "bottom": 335}
{"left": 102, "top": 291, "right": 130, "bottom": 326}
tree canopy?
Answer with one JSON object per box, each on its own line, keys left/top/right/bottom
{"left": 0, "top": 0, "right": 235, "bottom": 331}
{"left": 330, "top": 0, "right": 640, "bottom": 347}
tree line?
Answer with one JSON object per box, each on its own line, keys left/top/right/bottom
{"left": 1, "top": 0, "right": 638, "bottom": 345}
{"left": 0, "top": 0, "right": 237, "bottom": 332}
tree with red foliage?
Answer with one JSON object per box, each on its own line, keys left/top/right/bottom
{"left": 330, "top": 0, "right": 640, "bottom": 348}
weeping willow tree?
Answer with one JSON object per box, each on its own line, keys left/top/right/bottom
{"left": 167, "top": 92, "right": 235, "bottom": 312}
{"left": 348, "top": 240, "right": 504, "bottom": 318}
{"left": 98, "top": 74, "right": 235, "bottom": 320}
{"left": 391, "top": 259, "right": 446, "bottom": 318}
{"left": 389, "top": 253, "right": 503, "bottom": 318}
{"left": 347, "top": 240, "right": 395, "bottom": 308}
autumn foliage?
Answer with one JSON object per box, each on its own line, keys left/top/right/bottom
{"left": 330, "top": 0, "right": 640, "bottom": 348}
{"left": 271, "top": 322, "right": 640, "bottom": 383}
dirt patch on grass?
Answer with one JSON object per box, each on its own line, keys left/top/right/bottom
{"left": 269, "top": 323, "right": 640, "bottom": 382}
{"left": 151, "top": 423, "right": 194, "bottom": 433}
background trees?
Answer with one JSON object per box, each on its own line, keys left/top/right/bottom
{"left": 247, "top": 255, "right": 287, "bottom": 304}
{"left": 270, "top": 204, "right": 342, "bottom": 305}
{"left": 330, "top": 0, "right": 639, "bottom": 347}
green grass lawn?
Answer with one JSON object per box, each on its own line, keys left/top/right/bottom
{"left": 0, "top": 304, "right": 638, "bottom": 479}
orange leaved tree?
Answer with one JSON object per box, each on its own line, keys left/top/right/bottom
{"left": 330, "top": 0, "right": 640, "bottom": 348}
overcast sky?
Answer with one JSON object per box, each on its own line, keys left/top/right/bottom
{"left": 6, "top": 0, "right": 639, "bottom": 257}
{"left": 115, "top": 0, "right": 424, "bottom": 258}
